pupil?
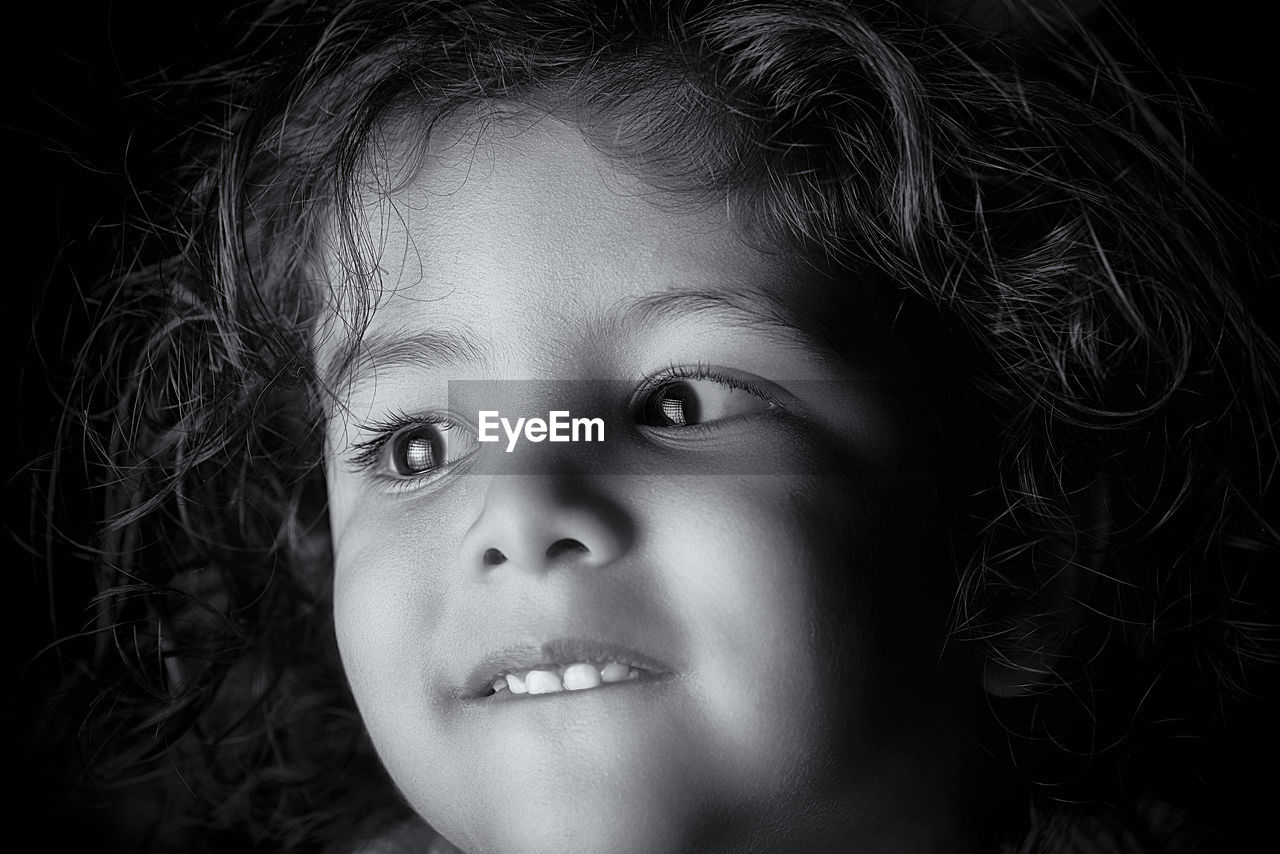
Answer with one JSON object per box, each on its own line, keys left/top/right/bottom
{"left": 402, "top": 434, "right": 436, "bottom": 473}
{"left": 656, "top": 383, "right": 698, "bottom": 426}
{"left": 660, "top": 395, "right": 687, "bottom": 426}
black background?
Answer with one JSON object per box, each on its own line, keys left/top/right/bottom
{"left": 6, "top": 0, "right": 1278, "bottom": 849}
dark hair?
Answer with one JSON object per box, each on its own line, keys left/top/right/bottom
{"left": 37, "top": 0, "right": 1278, "bottom": 850}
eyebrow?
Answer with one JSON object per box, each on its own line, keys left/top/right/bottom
{"left": 324, "top": 283, "right": 828, "bottom": 395}
{"left": 323, "top": 326, "right": 494, "bottom": 395}
{"left": 620, "top": 286, "right": 825, "bottom": 353}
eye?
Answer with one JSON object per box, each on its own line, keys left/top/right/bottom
{"left": 347, "top": 415, "right": 477, "bottom": 484}
{"left": 389, "top": 423, "right": 447, "bottom": 475}
{"left": 637, "top": 369, "right": 774, "bottom": 428}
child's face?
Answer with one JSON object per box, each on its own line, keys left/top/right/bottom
{"left": 322, "top": 113, "right": 978, "bottom": 853}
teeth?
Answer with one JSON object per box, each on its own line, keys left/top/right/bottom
{"left": 489, "top": 661, "right": 645, "bottom": 697}
{"left": 600, "top": 662, "right": 630, "bottom": 683}
{"left": 562, "top": 662, "right": 602, "bottom": 691}
{"left": 525, "top": 670, "right": 563, "bottom": 694}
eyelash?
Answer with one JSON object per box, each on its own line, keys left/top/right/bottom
{"left": 640, "top": 362, "right": 754, "bottom": 394}
{"left": 632, "top": 362, "right": 781, "bottom": 419}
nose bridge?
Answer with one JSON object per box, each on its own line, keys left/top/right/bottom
{"left": 458, "top": 473, "right": 633, "bottom": 577}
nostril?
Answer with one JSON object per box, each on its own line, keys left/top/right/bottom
{"left": 482, "top": 548, "right": 507, "bottom": 567}
{"left": 546, "top": 538, "right": 590, "bottom": 561}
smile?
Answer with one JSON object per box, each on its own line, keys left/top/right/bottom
{"left": 489, "top": 661, "right": 644, "bottom": 697}
{"left": 465, "top": 638, "right": 674, "bottom": 700}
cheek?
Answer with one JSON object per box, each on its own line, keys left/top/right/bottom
{"left": 329, "top": 495, "right": 501, "bottom": 836}
{"left": 327, "top": 470, "right": 478, "bottom": 650}
{"left": 330, "top": 523, "right": 427, "bottom": 726}
{"left": 328, "top": 495, "right": 465, "bottom": 759}
{"left": 644, "top": 474, "right": 916, "bottom": 792}
{"left": 332, "top": 535, "right": 420, "bottom": 678}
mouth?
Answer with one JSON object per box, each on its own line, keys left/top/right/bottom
{"left": 463, "top": 638, "right": 674, "bottom": 701}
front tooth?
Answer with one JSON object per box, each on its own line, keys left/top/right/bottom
{"left": 600, "top": 661, "right": 630, "bottom": 683}
{"left": 506, "top": 673, "right": 527, "bottom": 694}
{"left": 525, "top": 669, "right": 563, "bottom": 694}
{"left": 563, "top": 662, "right": 602, "bottom": 690}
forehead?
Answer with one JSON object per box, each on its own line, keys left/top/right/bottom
{"left": 317, "top": 108, "right": 862, "bottom": 386}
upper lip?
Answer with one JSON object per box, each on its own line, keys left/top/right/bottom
{"left": 461, "top": 637, "right": 676, "bottom": 698}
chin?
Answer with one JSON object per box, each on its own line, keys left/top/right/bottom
{"left": 427, "top": 783, "right": 696, "bottom": 854}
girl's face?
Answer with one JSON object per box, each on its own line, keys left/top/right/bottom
{"left": 322, "top": 114, "right": 978, "bottom": 853}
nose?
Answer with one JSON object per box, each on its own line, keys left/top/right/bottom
{"left": 458, "top": 475, "right": 633, "bottom": 576}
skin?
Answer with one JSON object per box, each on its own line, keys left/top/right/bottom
{"left": 321, "top": 110, "right": 981, "bottom": 854}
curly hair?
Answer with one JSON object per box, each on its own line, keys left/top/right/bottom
{"left": 46, "top": 0, "right": 1278, "bottom": 850}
